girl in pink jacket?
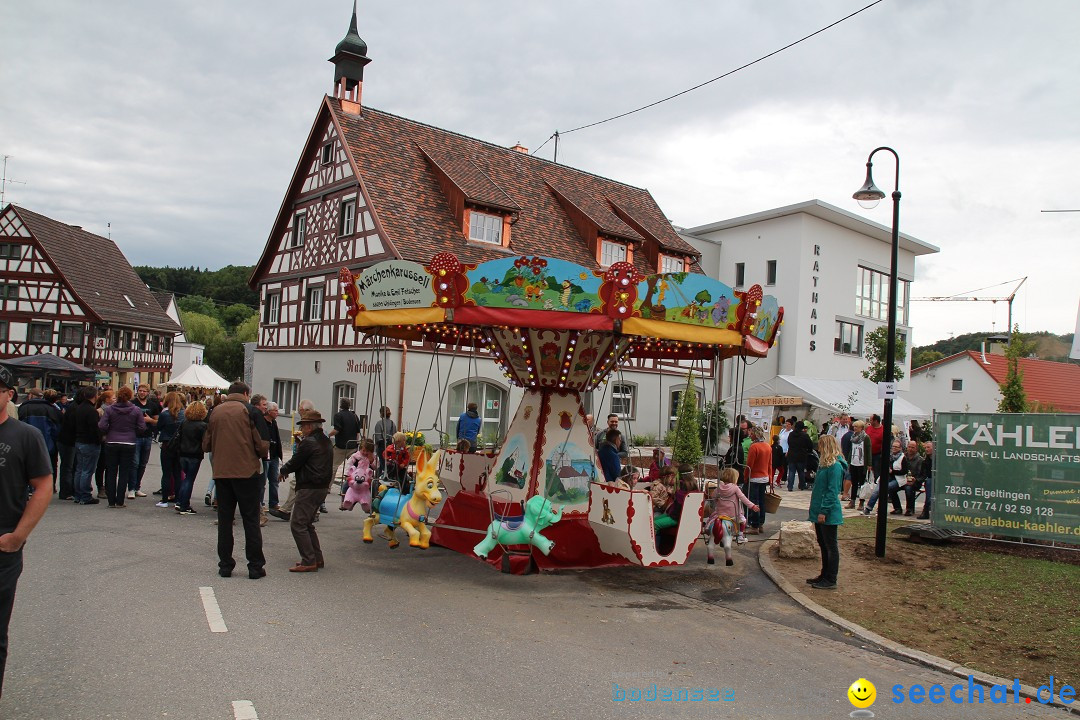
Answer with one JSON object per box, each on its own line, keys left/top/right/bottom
{"left": 704, "top": 468, "right": 759, "bottom": 566}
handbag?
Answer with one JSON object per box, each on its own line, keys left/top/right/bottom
{"left": 763, "top": 489, "right": 782, "bottom": 514}
{"left": 858, "top": 479, "right": 874, "bottom": 501}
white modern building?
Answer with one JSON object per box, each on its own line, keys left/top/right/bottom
{"left": 681, "top": 200, "right": 939, "bottom": 422}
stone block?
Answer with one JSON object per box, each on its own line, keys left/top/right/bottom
{"left": 778, "top": 520, "right": 818, "bottom": 559}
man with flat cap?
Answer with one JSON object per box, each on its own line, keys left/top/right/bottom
{"left": 279, "top": 409, "right": 333, "bottom": 572}
{"left": 0, "top": 365, "right": 52, "bottom": 695}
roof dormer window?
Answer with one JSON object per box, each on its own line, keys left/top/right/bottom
{"left": 467, "top": 210, "right": 504, "bottom": 245}
{"left": 600, "top": 239, "right": 627, "bottom": 267}
{"left": 660, "top": 255, "right": 685, "bottom": 274}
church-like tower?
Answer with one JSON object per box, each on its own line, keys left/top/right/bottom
{"left": 329, "top": 1, "right": 371, "bottom": 112}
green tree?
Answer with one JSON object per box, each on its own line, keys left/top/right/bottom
{"left": 205, "top": 336, "right": 243, "bottom": 382}
{"left": 234, "top": 314, "right": 260, "bottom": 343}
{"left": 180, "top": 311, "right": 226, "bottom": 347}
{"left": 912, "top": 349, "right": 944, "bottom": 369}
{"left": 220, "top": 302, "right": 257, "bottom": 332}
{"left": 862, "top": 327, "right": 908, "bottom": 383}
{"left": 997, "top": 326, "right": 1032, "bottom": 413}
{"left": 671, "top": 371, "right": 703, "bottom": 469}
{"left": 177, "top": 295, "right": 218, "bottom": 318}
{"left": 698, "top": 401, "right": 728, "bottom": 455}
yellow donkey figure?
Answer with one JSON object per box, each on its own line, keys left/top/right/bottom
{"left": 363, "top": 449, "right": 444, "bottom": 549}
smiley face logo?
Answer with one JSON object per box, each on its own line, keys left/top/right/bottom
{"left": 847, "top": 678, "right": 876, "bottom": 708}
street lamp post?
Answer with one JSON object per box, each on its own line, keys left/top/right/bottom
{"left": 853, "top": 146, "right": 900, "bottom": 558}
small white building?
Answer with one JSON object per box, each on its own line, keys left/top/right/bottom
{"left": 680, "top": 200, "right": 938, "bottom": 420}
{"left": 910, "top": 350, "right": 1080, "bottom": 414}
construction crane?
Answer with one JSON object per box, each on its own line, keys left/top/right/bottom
{"left": 911, "top": 277, "right": 1027, "bottom": 339}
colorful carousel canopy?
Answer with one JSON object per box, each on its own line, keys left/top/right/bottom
{"left": 341, "top": 253, "right": 783, "bottom": 391}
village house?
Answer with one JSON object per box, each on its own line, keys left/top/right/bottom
{"left": 0, "top": 204, "right": 180, "bottom": 388}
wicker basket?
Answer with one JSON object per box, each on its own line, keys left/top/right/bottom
{"left": 762, "top": 490, "right": 782, "bottom": 514}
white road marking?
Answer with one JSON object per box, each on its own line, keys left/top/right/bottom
{"left": 232, "top": 700, "right": 259, "bottom": 719}
{"left": 199, "top": 586, "right": 228, "bottom": 633}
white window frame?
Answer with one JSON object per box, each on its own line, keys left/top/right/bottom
{"left": 734, "top": 262, "right": 745, "bottom": 287}
{"left": 292, "top": 212, "right": 307, "bottom": 248}
{"left": 448, "top": 380, "right": 507, "bottom": 445}
{"left": 266, "top": 293, "right": 281, "bottom": 324}
{"left": 834, "top": 321, "right": 863, "bottom": 356}
{"left": 305, "top": 285, "right": 324, "bottom": 322}
{"left": 468, "top": 210, "right": 503, "bottom": 245}
{"left": 339, "top": 199, "right": 356, "bottom": 237}
{"left": 951, "top": 378, "right": 963, "bottom": 392}
{"left": 766, "top": 260, "right": 777, "bottom": 286}
{"left": 273, "top": 379, "right": 301, "bottom": 415}
{"left": 600, "top": 240, "right": 626, "bottom": 267}
{"left": 660, "top": 255, "right": 683, "bottom": 274}
{"left": 610, "top": 382, "right": 637, "bottom": 420}
{"left": 668, "top": 385, "right": 703, "bottom": 431}
{"left": 321, "top": 143, "right": 333, "bottom": 165}
{"left": 856, "top": 266, "right": 909, "bottom": 325}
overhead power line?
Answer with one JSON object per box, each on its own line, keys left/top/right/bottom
{"left": 533, "top": 0, "right": 886, "bottom": 158}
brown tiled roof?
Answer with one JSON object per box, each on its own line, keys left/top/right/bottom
{"left": 150, "top": 291, "right": 175, "bottom": 312}
{"left": 418, "top": 145, "right": 519, "bottom": 212}
{"left": 329, "top": 98, "right": 699, "bottom": 273}
{"left": 913, "top": 350, "right": 1080, "bottom": 412}
{"left": 13, "top": 206, "right": 181, "bottom": 334}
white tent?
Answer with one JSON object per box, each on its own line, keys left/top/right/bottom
{"left": 166, "top": 363, "right": 231, "bottom": 390}
{"left": 734, "top": 375, "right": 930, "bottom": 427}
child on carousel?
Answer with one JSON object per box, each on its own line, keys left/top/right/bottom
{"left": 706, "top": 468, "right": 759, "bottom": 565}
{"left": 340, "top": 439, "right": 376, "bottom": 512}
{"left": 383, "top": 431, "right": 412, "bottom": 491}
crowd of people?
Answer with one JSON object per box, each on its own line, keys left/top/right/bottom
{"left": 9, "top": 381, "right": 378, "bottom": 578}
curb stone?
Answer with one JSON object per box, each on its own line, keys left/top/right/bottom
{"left": 757, "top": 535, "right": 1079, "bottom": 716}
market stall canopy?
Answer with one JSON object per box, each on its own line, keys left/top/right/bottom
{"left": 166, "top": 364, "right": 231, "bottom": 390}
{"left": 1, "top": 353, "right": 95, "bottom": 378}
{"left": 737, "top": 375, "right": 929, "bottom": 425}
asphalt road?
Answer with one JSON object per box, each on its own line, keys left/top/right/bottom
{"left": 2, "top": 453, "right": 1066, "bottom": 720}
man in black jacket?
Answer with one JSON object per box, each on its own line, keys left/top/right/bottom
{"left": 279, "top": 410, "right": 333, "bottom": 573}
{"left": 17, "top": 388, "right": 61, "bottom": 490}
{"left": 263, "top": 401, "right": 283, "bottom": 512}
{"left": 785, "top": 421, "right": 814, "bottom": 491}
{"left": 71, "top": 388, "right": 101, "bottom": 505}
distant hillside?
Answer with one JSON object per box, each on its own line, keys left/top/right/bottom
{"left": 133, "top": 265, "right": 258, "bottom": 309}
{"left": 913, "top": 330, "right": 1076, "bottom": 368}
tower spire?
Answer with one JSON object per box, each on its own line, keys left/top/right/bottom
{"left": 329, "top": 0, "right": 371, "bottom": 113}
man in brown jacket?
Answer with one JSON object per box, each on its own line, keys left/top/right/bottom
{"left": 203, "top": 381, "right": 269, "bottom": 579}
{"left": 280, "top": 410, "right": 334, "bottom": 572}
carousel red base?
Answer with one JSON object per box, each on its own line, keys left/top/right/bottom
{"left": 431, "top": 490, "right": 631, "bottom": 574}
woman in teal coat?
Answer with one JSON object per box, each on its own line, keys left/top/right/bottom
{"left": 808, "top": 434, "right": 846, "bottom": 589}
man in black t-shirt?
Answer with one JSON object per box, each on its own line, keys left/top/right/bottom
{"left": 0, "top": 365, "right": 52, "bottom": 696}
{"left": 329, "top": 398, "right": 362, "bottom": 477}
{"left": 131, "top": 384, "right": 160, "bottom": 498}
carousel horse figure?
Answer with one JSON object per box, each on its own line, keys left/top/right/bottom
{"left": 473, "top": 494, "right": 564, "bottom": 558}
{"left": 703, "top": 513, "right": 739, "bottom": 567}
{"left": 363, "top": 449, "right": 443, "bottom": 549}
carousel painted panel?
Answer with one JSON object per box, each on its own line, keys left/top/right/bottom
{"left": 535, "top": 391, "right": 597, "bottom": 515}
{"left": 484, "top": 393, "right": 542, "bottom": 503}
{"left": 464, "top": 256, "right": 603, "bottom": 313}
{"left": 438, "top": 449, "right": 495, "bottom": 498}
{"left": 588, "top": 482, "right": 705, "bottom": 567}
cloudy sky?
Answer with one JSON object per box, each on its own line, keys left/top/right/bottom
{"left": 2, "top": 0, "right": 1078, "bottom": 345}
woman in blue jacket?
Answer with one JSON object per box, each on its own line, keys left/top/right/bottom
{"left": 807, "top": 434, "right": 846, "bottom": 590}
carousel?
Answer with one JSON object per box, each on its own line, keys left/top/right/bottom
{"left": 340, "top": 253, "right": 783, "bottom": 573}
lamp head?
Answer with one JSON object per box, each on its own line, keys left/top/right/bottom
{"left": 853, "top": 162, "right": 885, "bottom": 209}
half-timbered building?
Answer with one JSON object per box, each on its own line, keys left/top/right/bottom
{"left": 248, "top": 9, "right": 715, "bottom": 441}
{"left": 0, "top": 204, "right": 180, "bottom": 388}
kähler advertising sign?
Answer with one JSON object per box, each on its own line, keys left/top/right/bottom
{"left": 934, "top": 413, "right": 1080, "bottom": 544}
